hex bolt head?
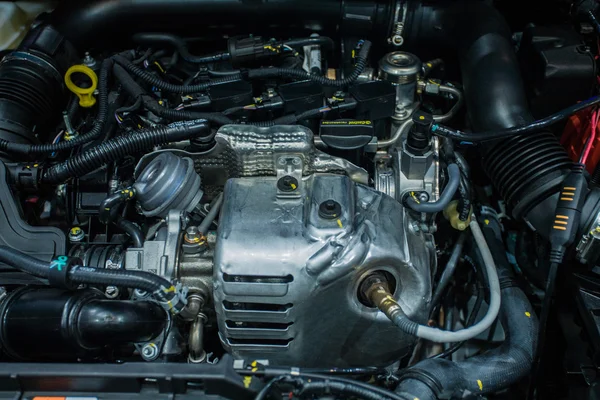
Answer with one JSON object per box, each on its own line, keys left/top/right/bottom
{"left": 142, "top": 343, "right": 158, "bottom": 360}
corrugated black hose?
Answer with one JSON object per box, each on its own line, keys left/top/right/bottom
{"left": 0, "top": 58, "right": 113, "bottom": 156}
{"left": 113, "top": 54, "right": 242, "bottom": 94}
{"left": 42, "top": 119, "right": 210, "bottom": 183}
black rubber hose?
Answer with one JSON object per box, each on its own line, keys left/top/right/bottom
{"left": 42, "top": 119, "right": 209, "bottom": 183}
{"left": 113, "top": 55, "right": 242, "bottom": 94}
{"left": 432, "top": 94, "right": 600, "bottom": 142}
{"left": 0, "top": 246, "right": 54, "bottom": 278}
{"left": 431, "top": 233, "right": 466, "bottom": 310}
{"left": 115, "top": 218, "right": 144, "bottom": 248}
{"left": 430, "top": 257, "right": 486, "bottom": 360}
{"left": 132, "top": 32, "right": 231, "bottom": 63}
{"left": 0, "top": 245, "right": 171, "bottom": 294}
{"left": 297, "top": 381, "right": 385, "bottom": 400}
{"left": 283, "top": 36, "right": 335, "bottom": 51}
{"left": 0, "top": 58, "right": 113, "bottom": 157}
{"left": 408, "top": 1, "right": 574, "bottom": 227}
{"left": 395, "top": 216, "right": 538, "bottom": 398}
{"left": 406, "top": 164, "right": 461, "bottom": 213}
{"left": 246, "top": 40, "right": 371, "bottom": 88}
{"left": 396, "top": 285, "right": 537, "bottom": 400}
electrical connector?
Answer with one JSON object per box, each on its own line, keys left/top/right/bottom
{"left": 549, "top": 163, "right": 588, "bottom": 263}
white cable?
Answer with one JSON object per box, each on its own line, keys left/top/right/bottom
{"left": 414, "top": 218, "right": 502, "bottom": 343}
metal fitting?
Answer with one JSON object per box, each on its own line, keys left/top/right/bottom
{"left": 141, "top": 343, "right": 159, "bottom": 360}
{"left": 68, "top": 226, "right": 85, "bottom": 242}
{"left": 360, "top": 273, "right": 404, "bottom": 321}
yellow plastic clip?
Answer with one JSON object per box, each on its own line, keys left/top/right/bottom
{"left": 64, "top": 64, "right": 98, "bottom": 108}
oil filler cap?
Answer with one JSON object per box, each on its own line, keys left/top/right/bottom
{"left": 64, "top": 64, "right": 98, "bottom": 108}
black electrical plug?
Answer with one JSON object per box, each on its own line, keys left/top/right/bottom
{"left": 529, "top": 163, "right": 589, "bottom": 399}
{"left": 548, "top": 163, "right": 588, "bottom": 262}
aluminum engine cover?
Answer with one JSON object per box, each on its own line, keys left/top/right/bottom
{"left": 214, "top": 174, "right": 434, "bottom": 367}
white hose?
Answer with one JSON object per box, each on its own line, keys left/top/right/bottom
{"left": 414, "top": 218, "right": 501, "bottom": 342}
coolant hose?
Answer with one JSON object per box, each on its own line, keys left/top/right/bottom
{"left": 246, "top": 40, "right": 371, "bottom": 87}
{"left": 42, "top": 119, "right": 210, "bottom": 183}
{"left": 395, "top": 287, "right": 537, "bottom": 399}
{"left": 0, "top": 58, "right": 113, "bottom": 156}
{"left": 406, "top": 164, "right": 460, "bottom": 213}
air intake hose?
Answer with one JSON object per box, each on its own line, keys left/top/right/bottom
{"left": 0, "top": 24, "right": 76, "bottom": 160}
{"left": 406, "top": 1, "right": 573, "bottom": 234}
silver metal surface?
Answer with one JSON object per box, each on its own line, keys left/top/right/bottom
{"left": 215, "top": 125, "right": 369, "bottom": 184}
{"left": 375, "top": 134, "right": 439, "bottom": 204}
{"left": 213, "top": 173, "right": 435, "bottom": 367}
{"left": 125, "top": 211, "right": 184, "bottom": 280}
{"left": 379, "top": 52, "right": 421, "bottom": 119}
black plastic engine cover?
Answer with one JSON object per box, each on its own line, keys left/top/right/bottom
{"left": 518, "top": 25, "right": 596, "bottom": 118}
{"left": 0, "top": 161, "right": 65, "bottom": 283}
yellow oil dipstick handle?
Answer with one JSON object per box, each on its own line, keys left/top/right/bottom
{"left": 64, "top": 64, "right": 98, "bottom": 108}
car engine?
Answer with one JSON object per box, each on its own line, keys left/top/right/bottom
{"left": 0, "top": 1, "right": 600, "bottom": 399}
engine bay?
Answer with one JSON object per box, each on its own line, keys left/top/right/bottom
{"left": 1, "top": 0, "right": 600, "bottom": 399}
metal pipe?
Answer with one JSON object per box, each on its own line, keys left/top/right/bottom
{"left": 432, "top": 85, "right": 464, "bottom": 123}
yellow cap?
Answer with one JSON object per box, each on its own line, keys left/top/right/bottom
{"left": 64, "top": 64, "right": 98, "bottom": 108}
{"left": 443, "top": 200, "right": 472, "bottom": 231}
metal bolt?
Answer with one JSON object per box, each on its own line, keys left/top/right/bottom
{"left": 278, "top": 157, "right": 287, "bottom": 166}
{"left": 267, "top": 88, "right": 276, "bottom": 98}
{"left": 291, "top": 157, "right": 301, "bottom": 166}
{"left": 417, "top": 192, "right": 430, "bottom": 203}
{"left": 69, "top": 226, "right": 85, "bottom": 242}
{"left": 105, "top": 286, "right": 119, "bottom": 299}
{"left": 184, "top": 226, "right": 204, "bottom": 244}
{"left": 134, "top": 289, "right": 148, "bottom": 298}
{"left": 142, "top": 343, "right": 159, "bottom": 360}
{"left": 83, "top": 52, "right": 96, "bottom": 68}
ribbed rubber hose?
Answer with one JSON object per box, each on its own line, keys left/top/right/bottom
{"left": 113, "top": 55, "right": 242, "bottom": 94}
{"left": 42, "top": 119, "right": 210, "bottom": 183}
{"left": 0, "top": 58, "right": 113, "bottom": 156}
{"left": 246, "top": 40, "right": 371, "bottom": 87}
